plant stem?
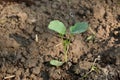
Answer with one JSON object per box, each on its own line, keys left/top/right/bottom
{"left": 64, "top": 43, "right": 69, "bottom": 62}
{"left": 60, "top": 34, "right": 67, "bottom": 62}
{"left": 63, "top": 39, "right": 70, "bottom": 62}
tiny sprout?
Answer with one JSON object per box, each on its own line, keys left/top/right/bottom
{"left": 48, "top": 20, "right": 89, "bottom": 66}
{"left": 50, "top": 60, "right": 64, "bottom": 67}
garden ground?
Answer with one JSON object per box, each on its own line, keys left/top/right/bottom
{"left": 0, "top": 0, "right": 120, "bottom": 80}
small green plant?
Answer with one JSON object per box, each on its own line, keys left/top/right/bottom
{"left": 82, "top": 56, "right": 100, "bottom": 80}
{"left": 50, "top": 60, "right": 64, "bottom": 67}
{"left": 48, "top": 20, "right": 89, "bottom": 67}
{"left": 82, "top": 65, "right": 99, "bottom": 79}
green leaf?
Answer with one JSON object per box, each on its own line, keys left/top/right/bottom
{"left": 48, "top": 20, "right": 66, "bottom": 35}
{"left": 70, "top": 22, "right": 89, "bottom": 34}
{"left": 50, "top": 60, "right": 64, "bottom": 67}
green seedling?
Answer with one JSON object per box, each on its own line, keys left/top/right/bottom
{"left": 48, "top": 20, "right": 66, "bottom": 35}
{"left": 82, "top": 56, "right": 100, "bottom": 80}
{"left": 82, "top": 65, "right": 99, "bottom": 79}
{"left": 50, "top": 60, "right": 64, "bottom": 67}
{"left": 63, "top": 39, "right": 70, "bottom": 62}
{"left": 48, "top": 20, "right": 89, "bottom": 67}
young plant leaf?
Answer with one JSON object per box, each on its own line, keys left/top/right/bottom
{"left": 70, "top": 22, "right": 89, "bottom": 34}
{"left": 50, "top": 60, "right": 64, "bottom": 67}
{"left": 48, "top": 20, "right": 66, "bottom": 35}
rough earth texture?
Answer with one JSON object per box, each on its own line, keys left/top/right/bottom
{"left": 0, "top": 0, "right": 120, "bottom": 80}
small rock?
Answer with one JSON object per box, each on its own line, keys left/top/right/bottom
{"left": 78, "top": 9, "right": 85, "bottom": 15}
{"left": 25, "top": 25, "right": 34, "bottom": 34}
{"left": 49, "top": 68, "right": 61, "bottom": 80}
{"left": 35, "top": 26, "right": 44, "bottom": 33}
{"left": 27, "top": 18, "right": 36, "bottom": 24}
{"left": 21, "top": 57, "right": 26, "bottom": 63}
{"left": 52, "top": 4, "right": 57, "bottom": 8}
{"left": 35, "top": 1, "right": 41, "bottom": 6}
{"left": 14, "top": 76, "right": 21, "bottom": 80}
{"left": 24, "top": 68, "right": 30, "bottom": 77}
{"left": 22, "top": 78, "right": 27, "bottom": 80}
{"left": 72, "top": 57, "right": 78, "bottom": 63}
{"left": 7, "top": 66, "right": 16, "bottom": 74}
{"left": 115, "top": 47, "right": 120, "bottom": 65}
{"left": 15, "top": 70, "right": 22, "bottom": 76}
{"left": 17, "top": 12, "right": 28, "bottom": 22}
{"left": 93, "top": 5, "right": 105, "bottom": 19}
{"left": 114, "top": 31, "right": 119, "bottom": 36}
{"left": 87, "top": 53, "right": 92, "bottom": 58}
{"left": 86, "top": 10, "right": 91, "bottom": 15}
{"left": 32, "top": 67, "right": 40, "bottom": 74}
{"left": 30, "top": 74, "right": 37, "bottom": 80}
{"left": 16, "top": 53, "right": 22, "bottom": 60}
{"left": 79, "top": 61, "right": 93, "bottom": 70}
{"left": 6, "top": 38, "right": 20, "bottom": 48}
{"left": 25, "top": 59, "right": 38, "bottom": 68}
{"left": 106, "top": 0, "right": 112, "bottom": 5}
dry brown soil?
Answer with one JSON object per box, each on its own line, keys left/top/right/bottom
{"left": 0, "top": 0, "right": 120, "bottom": 80}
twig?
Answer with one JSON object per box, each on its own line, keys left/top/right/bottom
{"left": 35, "top": 34, "right": 38, "bottom": 42}
{"left": 54, "top": 43, "right": 62, "bottom": 47}
{"left": 4, "top": 75, "right": 15, "bottom": 80}
{"left": 92, "top": 55, "right": 100, "bottom": 65}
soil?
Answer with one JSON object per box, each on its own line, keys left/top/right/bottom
{"left": 0, "top": 0, "right": 120, "bottom": 80}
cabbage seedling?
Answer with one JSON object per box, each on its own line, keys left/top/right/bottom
{"left": 48, "top": 20, "right": 89, "bottom": 67}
